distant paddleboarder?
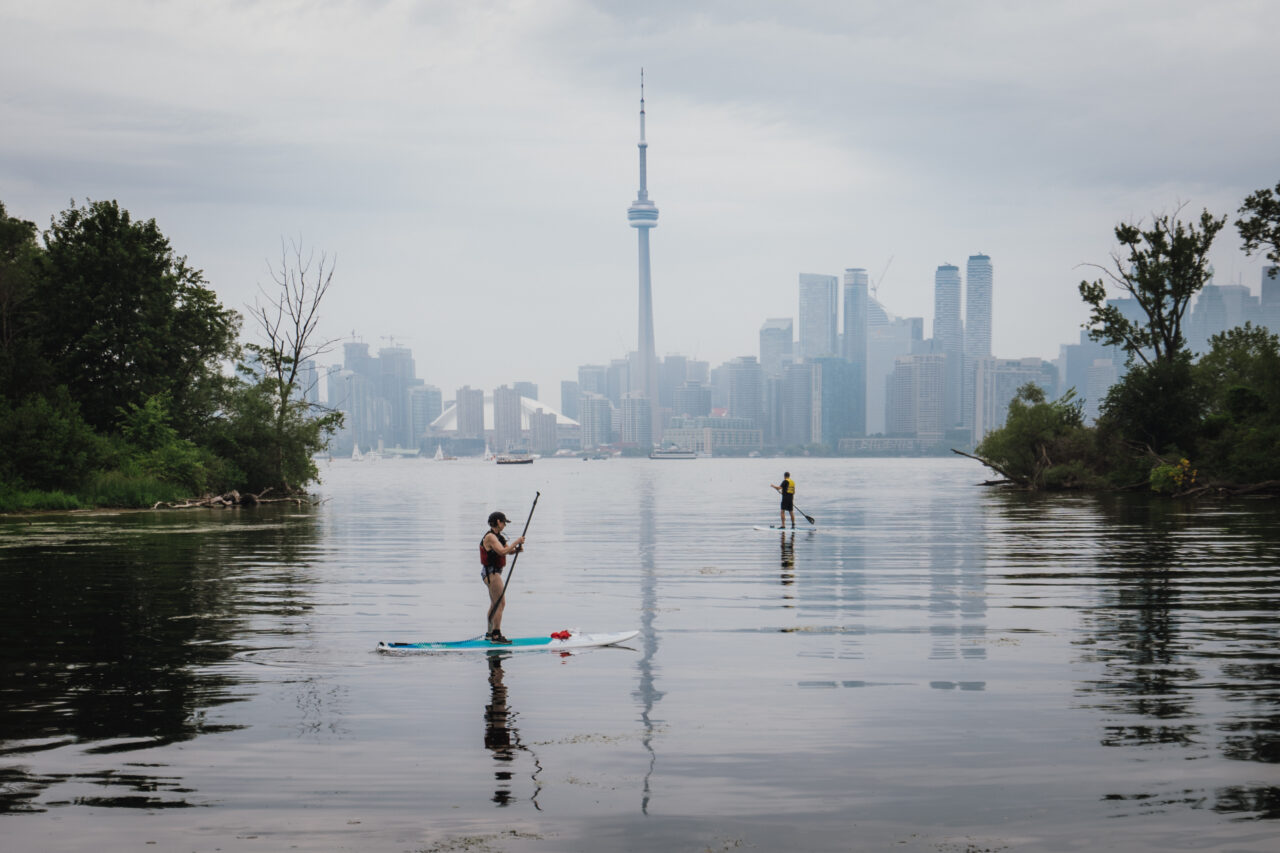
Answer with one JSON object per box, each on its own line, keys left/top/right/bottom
{"left": 772, "top": 472, "right": 797, "bottom": 529}
{"left": 481, "top": 511, "right": 525, "bottom": 645}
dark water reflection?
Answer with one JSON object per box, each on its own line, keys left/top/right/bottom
{"left": 0, "top": 509, "right": 320, "bottom": 812}
{"left": 1, "top": 459, "right": 1278, "bottom": 852}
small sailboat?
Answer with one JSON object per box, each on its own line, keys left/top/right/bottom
{"left": 352, "top": 444, "right": 364, "bottom": 461}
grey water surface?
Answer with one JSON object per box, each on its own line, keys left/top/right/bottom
{"left": 2, "top": 457, "right": 1277, "bottom": 852}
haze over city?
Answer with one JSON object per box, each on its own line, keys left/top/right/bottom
{"left": 3, "top": 1, "right": 1277, "bottom": 400}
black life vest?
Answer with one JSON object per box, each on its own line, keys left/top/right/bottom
{"left": 480, "top": 530, "right": 507, "bottom": 570}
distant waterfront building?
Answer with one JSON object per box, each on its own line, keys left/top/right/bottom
{"left": 530, "top": 408, "right": 559, "bottom": 454}
{"left": 965, "top": 254, "right": 993, "bottom": 359}
{"left": 814, "top": 356, "right": 862, "bottom": 443}
{"left": 798, "top": 273, "right": 839, "bottom": 360}
{"left": 672, "top": 381, "right": 712, "bottom": 418}
{"left": 408, "top": 384, "right": 443, "bottom": 446}
{"left": 1085, "top": 358, "right": 1118, "bottom": 424}
{"left": 560, "top": 380, "right": 581, "bottom": 422}
{"left": 886, "top": 353, "right": 945, "bottom": 442}
{"left": 578, "top": 364, "right": 608, "bottom": 397}
{"left": 660, "top": 355, "right": 688, "bottom": 409}
{"left": 972, "top": 357, "right": 1057, "bottom": 439}
{"left": 779, "top": 362, "right": 819, "bottom": 448}
{"left": 455, "top": 386, "right": 485, "bottom": 439}
{"left": 493, "top": 385, "right": 523, "bottom": 451}
{"left": 759, "top": 317, "right": 794, "bottom": 378}
{"left": 725, "top": 356, "right": 765, "bottom": 431}
{"left": 933, "top": 264, "right": 964, "bottom": 431}
{"left": 378, "top": 346, "right": 416, "bottom": 448}
{"left": 1263, "top": 266, "right": 1280, "bottom": 334}
{"left": 662, "top": 415, "right": 763, "bottom": 455}
{"left": 621, "top": 393, "right": 653, "bottom": 447}
{"left": 842, "top": 268, "right": 869, "bottom": 364}
{"left": 298, "top": 359, "right": 320, "bottom": 405}
{"left": 867, "top": 313, "right": 924, "bottom": 435}
{"left": 607, "top": 358, "right": 631, "bottom": 406}
{"left": 1187, "top": 283, "right": 1260, "bottom": 355}
{"left": 578, "top": 393, "right": 613, "bottom": 450}
{"left": 514, "top": 381, "right": 538, "bottom": 402}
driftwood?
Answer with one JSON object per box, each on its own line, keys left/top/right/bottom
{"left": 151, "top": 487, "right": 317, "bottom": 510}
{"left": 951, "top": 448, "right": 1029, "bottom": 488}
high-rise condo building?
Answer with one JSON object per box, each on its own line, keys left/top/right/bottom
{"left": 842, "top": 269, "right": 870, "bottom": 363}
{"left": 759, "top": 318, "right": 794, "bottom": 378}
{"left": 725, "top": 356, "right": 765, "bottom": 431}
{"left": 455, "top": 386, "right": 485, "bottom": 439}
{"left": 933, "top": 264, "right": 964, "bottom": 430}
{"left": 798, "top": 273, "right": 839, "bottom": 360}
{"left": 964, "top": 254, "right": 993, "bottom": 359}
{"left": 579, "top": 394, "right": 613, "bottom": 450}
{"left": 627, "top": 71, "right": 661, "bottom": 444}
{"left": 493, "top": 385, "right": 523, "bottom": 451}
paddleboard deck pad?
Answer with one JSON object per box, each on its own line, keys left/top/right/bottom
{"left": 377, "top": 629, "right": 639, "bottom": 654}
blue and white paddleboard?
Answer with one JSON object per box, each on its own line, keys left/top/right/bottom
{"left": 377, "top": 629, "right": 639, "bottom": 654}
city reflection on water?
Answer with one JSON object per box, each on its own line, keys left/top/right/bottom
{"left": 0, "top": 458, "right": 1276, "bottom": 851}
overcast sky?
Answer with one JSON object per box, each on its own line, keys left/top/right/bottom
{"left": 4, "top": 0, "right": 1278, "bottom": 405}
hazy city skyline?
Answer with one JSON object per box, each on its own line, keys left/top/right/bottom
{"left": 3, "top": 2, "right": 1277, "bottom": 402}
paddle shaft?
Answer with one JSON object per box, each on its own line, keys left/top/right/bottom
{"left": 488, "top": 491, "right": 540, "bottom": 623}
{"left": 770, "top": 484, "right": 815, "bottom": 524}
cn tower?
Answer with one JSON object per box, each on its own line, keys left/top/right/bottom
{"left": 627, "top": 69, "right": 661, "bottom": 443}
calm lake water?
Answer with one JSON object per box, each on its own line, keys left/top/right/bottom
{"left": 2, "top": 457, "right": 1278, "bottom": 852}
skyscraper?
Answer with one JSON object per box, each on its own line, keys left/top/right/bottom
{"left": 965, "top": 254, "right": 993, "bottom": 359}
{"left": 798, "top": 273, "right": 839, "bottom": 359}
{"left": 759, "top": 318, "right": 794, "bottom": 378}
{"left": 627, "top": 71, "right": 661, "bottom": 444}
{"left": 933, "top": 264, "right": 964, "bottom": 430}
{"left": 842, "top": 268, "right": 869, "bottom": 363}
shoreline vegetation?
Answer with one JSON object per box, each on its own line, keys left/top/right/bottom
{"left": 4, "top": 182, "right": 1279, "bottom": 511}
{"left": 0, "top": 199, "right": 341, "bottom": 514}
{"left": 960, "top": 182, "right": 1280, "bottom": 498}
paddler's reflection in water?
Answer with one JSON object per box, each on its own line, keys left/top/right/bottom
{"left": 484, "top": 654, "right": 517, "bottom": 804}
{"left": 780, "top": 530, "right": 795, "bottom": 587}
{"left": 484, "top": 653, "right": 541, "bottom": 808}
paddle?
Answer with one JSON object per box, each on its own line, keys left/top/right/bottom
{"left": 487, "top": 491, "right": 541, "bottom": 625}
{"left": 768, "top": 485, "right": 815, "bottom": 525}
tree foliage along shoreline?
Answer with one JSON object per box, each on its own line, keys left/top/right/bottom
{"left": 0, "top": 199, "right": 341, "bottom": 511}
{"left": 971, "top": 181, "right": 1280, "bottom": 496}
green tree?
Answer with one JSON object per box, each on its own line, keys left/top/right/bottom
{"left": 35, "top": 200, "right": 240, "bottom": 436}
{"left": 1192, "top": 323, "right": 1280, "bottom": 483}
{"left": 0, "top": 387, "right": 103, "bottom": 491}
{"left": 1236, "top": 180, "right": 1280, "bottom": 278}
{"left": 971, "top": 384, "right": 1093, "bottom": 489}
{"left": 0, "top": 202, "right": 46, "bottom": 399}
{"left": 1094, "top": 352, "right": 1202, "bottom": 467}
{"left": 1078, "top": 207, "right": 1227, "bottom": 366}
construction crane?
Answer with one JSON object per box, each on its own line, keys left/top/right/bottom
{"left": 871, "top": 256, "right": 893, "bottom": 299}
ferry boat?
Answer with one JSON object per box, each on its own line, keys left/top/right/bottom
{"left": 649, "top": 447, "right": 698, "bottom": 460}
{"left": 495, "top": 453, "right": 534, "bottom": 465}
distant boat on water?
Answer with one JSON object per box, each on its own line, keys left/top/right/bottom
{"left": 495, "top": 453, "right": 534, "bottom": 465}
{"left": 650, "top": 447, "right": 698, "bottom": 459}
{"left": 352, "top": 444, "right": 364, "bottom": 461}
{"left": 433, "top": 445, "right": 456, "bottom": 461}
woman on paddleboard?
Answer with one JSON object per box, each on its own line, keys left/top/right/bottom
{"left": 481, "top": 511, "right": 525, "bottom": 645}
{"left": 772, "top": 472, "right": 796, "bottom": 529}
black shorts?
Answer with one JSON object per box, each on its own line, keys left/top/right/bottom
{"left": 781, "top": 495, "right": 794, "bottom": 511}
